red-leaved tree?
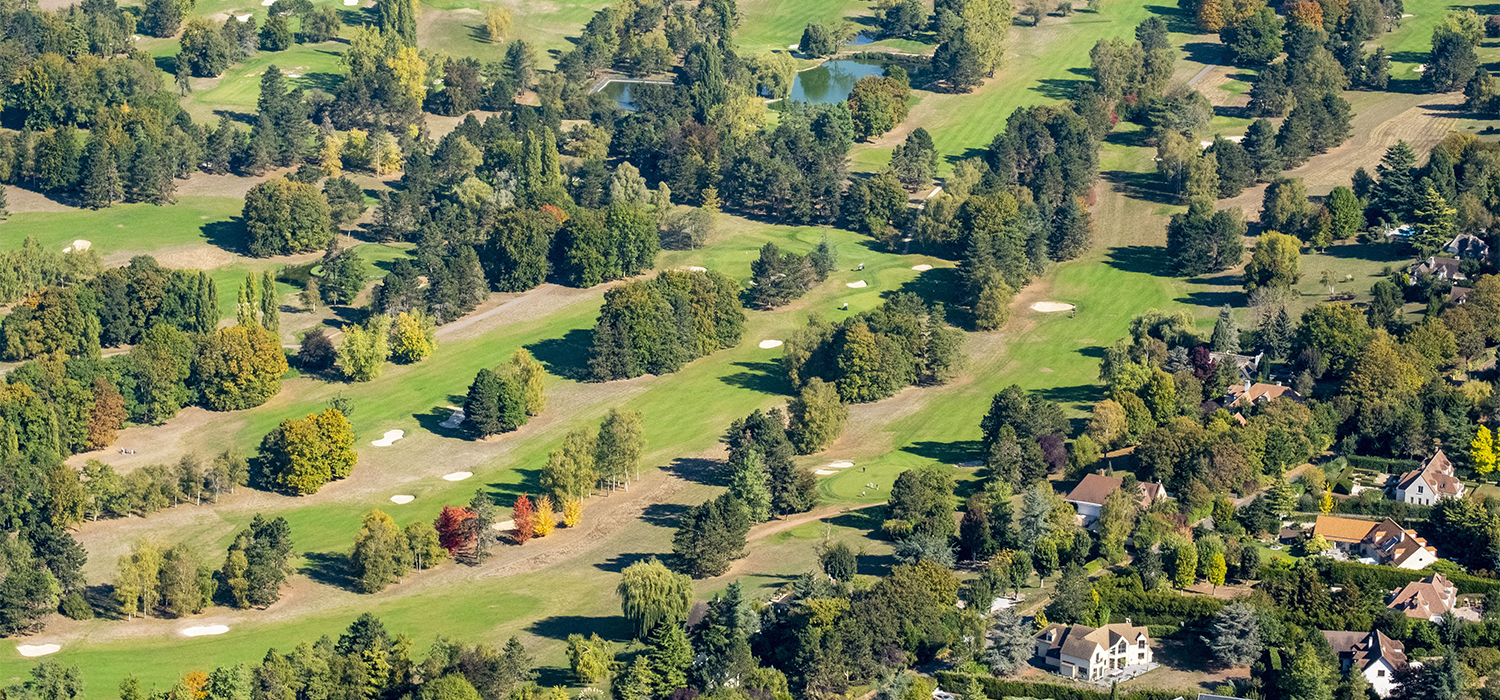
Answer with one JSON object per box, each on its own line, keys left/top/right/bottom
{"left": 435, "top": 505, "right": 476, "bottom": 553}
{"left": 512, "top": 495, "right": 536, "bottom": 544}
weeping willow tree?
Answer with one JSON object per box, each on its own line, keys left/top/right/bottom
{"left": 617, "top": 557, "right": 693, "bottom": 639}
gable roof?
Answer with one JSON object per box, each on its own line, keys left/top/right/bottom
{"left": 1224, "top": 382, "right": 1302, "bottom": 407}
{"left": 1412, "top": 256, "right": 1464, "bottom": 279}
{"left": 1035, "top": 622, "right": 1149, "bottom": 661}
{"left": 1323, "top": 630, "right": 1407, "bottom": 672}
{"left": 1313, "top": 515, "right": 1379, "bottom": 543}
{"left": 1066, "top": 474, "right": 1121, "bottom": 507}
{"left": 1389, "top": 573, "right": 1455, "bottom": 619}
{"left": 1397, "top": 449, "right": 1463, "bottom": 497}
{"left": 1312, "top": 515, "right": 1439, "bottom": 566}
{"left": 1446, "top": 234, "right": 1490, "bottom": 258}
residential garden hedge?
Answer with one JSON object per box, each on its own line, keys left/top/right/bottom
{"left": 935, "top": 673, "right": 1194, "bottom": 700}
{"left": 1320, "top": 559, "right": 1500, "bottom": 596}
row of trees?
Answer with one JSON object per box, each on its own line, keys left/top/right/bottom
{"left": 463, "top": 350, "right": 546, "bottom": 439}
{"left": 114, "top": 514, "right": 293, "bottom": 618}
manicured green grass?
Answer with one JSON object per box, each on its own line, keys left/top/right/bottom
{"left": 0, "top": 197, "right": 242, "bottom": 258}
{"left": 736, "top": 0, "right": 874, "bottom": 56}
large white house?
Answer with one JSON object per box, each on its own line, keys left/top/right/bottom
{"left": 1312, "top": 515, "right": 1438, "bottom": 570}
{"left": 1033, "top": 622, "right": 1152, "bottom": 681}
{"left": 1323, "top": 630, "right": 1407, "bottom": 697}
{"left": 1394, "top": 449, "right": 1465, "bottom": 506}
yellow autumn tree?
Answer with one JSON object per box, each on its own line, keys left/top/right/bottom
{"left": 562, "top": 496, "right": 583, "bottom": 527}
{"left": 484, "top": 7, "right": 511, "bottom": 41}
{"left": 386, "top": 46, "right": 427, "bottom": 103}
{"left": 534, "top": 496, "right": 556, "bottom": 536}
{"left": 1473, "top": 426, "right": 1497, "bottom": 476}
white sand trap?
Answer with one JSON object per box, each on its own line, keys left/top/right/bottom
{"left": 344, "top": 0, "right": 358, "bottom": 4}
{"left": 371, "top": 429, "right": 404, "bottom": 446}
{"left": 235, "top": 13, "right": 251, "bottom": 20}
{"left": 814, "top": 469, "right": 838, "bottom": 475}
{"left": 62, "top": 239, "right": 92, "bottom": 253}
{"left": 846, "top": 280, "right": 867, "bottom": 288}
{"left": 827, "top": 460, "right": 854, "bottom": 469}
{"left": 285, "top": 73, "right": 302, "bottom": 78}
{"left": 788, "top": 44, "right": 799, "bottom": 50}
{"left": 1402, "top": 13, "right": 1414, "bottom": 16}
{"left": 1030, "top": 302, "right": 1075, "bottom": 313}
{"left": 911, "top": 264, "right": 933, "bottom": 271}
{"left": 16, "top": 644, "right": 60, "bottom": 657}
{"left": 442, "top": 471, "right": 473, "bottom": 481}
{"left": 440, "top": 409, "right": 465, "bottom": 429}
{"left": 491, "top": 519, "right": 515, "bottom": 531}
{"left": 390, "top": 495, "right": 414, "bottom": 504}
{"left": 682, "top": 266, "right": 707, "bottom": 272}
{"left": 181, "top": 625, "right": 229, "bottom": 637}
{"left": 1414, "top": 64, "right": 1427, "bottom": 73}
{"left": 758, "top": 340, "right": 783, "bottom": 349}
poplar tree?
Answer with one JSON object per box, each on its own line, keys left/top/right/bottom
{"left": 237, "top": 272, "right": 260, "bottom": 328}
{"left": 259, "top": 270, "right": 280, "bottom": 333}
{"left": 81, "top": 134, "right": 122, "bottom": 209}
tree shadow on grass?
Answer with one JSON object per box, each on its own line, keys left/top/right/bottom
{"left": 302, "top": 551, "right": 356, "bottom": 591}
{"left": 1104, "top": 128, "right": 1153, "bottom": 149}
{"left": 1177, "top": 288, "right": 1244, "bottom": 309}
{"left": 527, "top": 328, "right": 594, "bottom": 381}
{"left": 1104, "top": 245, "right": 1172, "bottom": 276}
{"left": 667, "top": 456, "right": 723, "bottom": 487}
{"left": 211, "top": 108, "right": 258, "bottom": 126}
{"left": 900, "top": 439, "right": 984, "bottom": 465}
{"left": 1103, "top": 169, "right": 1179, "bottom": 205}
{"left": 85, "top": 583, "right": 125, "bottom": 620}
{"left": 639, "top": 502, "right": 691, "bottom": 529}
{"left": 595, "top": 551, "right": 660, "bottom": 573}
{"left": 1033, "top": 77, "right": 1088, "bottom": 100}
{"left": 1319, "top": 241, "right": 1411, "bottom": 263}
{"left": 856, "top": 552, "right": 897, "bottom": 577}
{"left": 889, "top": 266, "right": 964, "bottom": 310}
{"left": 1182, "top": 41, "right": 1227, "bottom": 66}
{"left": 528, "top": 614, "right": 631, "bottom": 643}
{"left": 534, "top": 668, "right": 574, "bottom": 689}
{"left": 1144, "top": 4, "right": 1195, "bottom": 33}
{"left": 482, "top": 468, "right": 545, "bottom": 505}
{"left": 1034, "top": 384, "right": 1101, "bottom": 411}
{"left": 720, "top": 360, "right": 790, "bottom": 395}
{"left": 828, "top": 507, "right": 886, "bottom": 533}
{"left": 301, "top": 72, "right": 343, "bottom": 93}
{"left": 413, "top": 402, "right": 465, "bottom": 438}
{"left": 202, "top": 218, "right": 249, "bottom": 253}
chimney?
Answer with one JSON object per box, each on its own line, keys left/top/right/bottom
{"left": 1125, "top": 617, "right": 1131, "bottom": 627}
{"left": 1244, "top": 379, "right": 1252, "bottom": 393}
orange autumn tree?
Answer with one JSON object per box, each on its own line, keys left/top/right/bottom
{"left": 512, "top": 494, "right": 536, "bottom": 544}
{"left": 435, "top": 505, "right": 476, "bottom": 554}
{"left": 1287, "top": 1, "right": 1323, "bottom": 27}
{"left": 181, "top": 671, "right": 209, "bottom": 700}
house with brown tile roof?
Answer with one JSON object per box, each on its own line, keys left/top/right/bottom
{"left": 1395, "top": 449, "right": 1466, "bottom": 506}
{"left": 1064, "top": 473, "right": 1167, "bottom": 526}
{"left": 1223, "top": 381, "right": 1303, "bottom": 408}
{"left": 1410, "top": 256, "right": 1465, "bottom": 282}
{"left": 1033, "top": 622, "right": 1153, "bottom": 681}
{"left": 1388, "top": 573, "right": 1456, "bottom": 622}
{"left": 1323, "top": 630, "right": 1407, "bottom": 697}
{"left": 1312, "top": 515, "right": 1439, "bottom": 570}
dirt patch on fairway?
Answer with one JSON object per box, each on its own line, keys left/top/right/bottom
{"left": 66, "top": 406, "right": 251, "bottom": 474}
{"left": 437, "top": 282, "right": 612, "bottom": 342}
{"left": 4, "top": 186, "right": 76, "bottom": 213}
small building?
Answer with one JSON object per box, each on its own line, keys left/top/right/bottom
{"left": 1033, "top": 622, "right": 1153, "bottom": 681}
{"left": 1065, "top": 473, "right": 1167, "bottom": 526}
{"left": 1394, "top": 449, "right": 1465, "bottom": 506}
{"left": 1445, "top": 234, "right": 1490, "bottom": 260}
{"left": 1410, "top": 256, "right": 1465, "bottom": 282}
{"left": 1313, "top": 515, "right": 1439, "bottom": 570}
{"left": 1388, "top": 573, "right": 1456, "bottom": 622}
{"left": 1451, "top": 286, "right": 1470, "bottom": 305}
{"left": 1211, "top": 351, "right": 1264, "bottom": 383}
{"left": 1323, "top": 629, "right": 1407, "bottom": 697}
{"left": 1223, "top": 381, "right": 1303, "bottom": 408}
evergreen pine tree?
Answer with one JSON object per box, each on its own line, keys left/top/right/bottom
{"left": 464, "top": 369, "right": 504, "bottom": 438}
{"left": 1211, "top": 305, "right": 1240, "bottom": 352}
{"left": 1048, "top": 199, "right": 1093, "bottom": 261}
{"left": 81, "top": 134, "right": 122, "bottom": 209}
{"left": 195, "top": 272, "right": 218, "bottom": 333}
{"left": 1374, "top": 140, "right": 1417, "bottom": 222}
{"left": 726, "top": 449, "right": 772, "bottom": 522}
{"left": 1262, "top": 307, "right": 1292, "bottom": 359}
{"left": 1243, "top": 118, "right": 1281, "bottom": 181}
{"left": 128, "top": 134, "right": 163, "bottom": 204}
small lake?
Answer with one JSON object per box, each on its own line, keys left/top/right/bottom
{"left": 787, "top": 60, "right": 886, "bottom": 105}
{"left": 847, "top": 33, "right": 875, "bottom": 45}
{"left": 600, "top": 81, "right": 638, "bottom": 111}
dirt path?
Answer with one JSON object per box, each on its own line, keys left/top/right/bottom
{"left": 747, "top": 502, "right": 887, "bottom": 542}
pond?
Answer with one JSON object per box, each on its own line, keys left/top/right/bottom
{"left": 847, "top": 32, "right": 875, "bottom": 45}
{"left": 599, "top": 81, "right": 639, "bottom": 111}
{"left": 787, "top": 60, "right": 886, "bottom": 105}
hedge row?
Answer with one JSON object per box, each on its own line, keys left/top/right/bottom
{"left": 1323, "top": 560, "right": 1500, "bottom": 596}
{"left": 1344, "top": 455, "right": 1421, "bottom": 474}
{"left": 935, "top": 673, "right": 1194, "bottom": 700}
{"left": 1097, "top": 589, "right": 1226, "bottom": 626}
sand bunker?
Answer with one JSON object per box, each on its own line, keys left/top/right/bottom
{"left": 1030, "top": 302, "right": 1075, "bottom": 313}
{"left": 826, "top": 461, "right": 854, "bottom": 469}
{"left": 491, "top": 519, "right": 515, "bottom": 531}
{"left": 911, "top": 264, "right": 933, "bottom": 271}
{"left": 344, "top": 0, "right": 358, "bottom": 4}
{"left": 1414, "top": 64, "right": 1427, "bottom": 73}
{"left": 182, "top": 625, "right": 230, "bottom": 637}
{"left": 758, "top": 340, "right": 783, "bottom": 349}
{"left": 814, "top": 469, "right": 838, "bottom": 476}
{"left": 682, "top": 266, "right": 707, "bottom": 272}
{"left": 442, "top": 471, "right": 473, "bottom": 481}
{"left": 16, "top": 644, "right": 60, "bottom": 657}
{"left": 390, "top": 495, "right": 414, "bottom": 504}
{"left": 62, "top": 239, "right": 92, "bottom": 253}
{"left": 846, "top": 281, "right": 867, "bottom": 288}
{"left": 1402, "top": 12, "right": 1414, "bottom": 16}
{"left": 440, "top": 409, "right": 465, "bottom": 430}
{"left": 260, "top": 0, "right": 273, "bottom": 5}
{"left": 371, "top": 429, "right": 404, "bottom": 446}
{"left": 235, "top": 13, "right": 251, "bottom": 20}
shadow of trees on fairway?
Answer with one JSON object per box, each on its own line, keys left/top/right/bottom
{"left": 1104, "top": 245, "right": 1172, "bottom": 276}
{"left": 901, "top": 439, "right": 984, "bottom": 465}
{"left": 528, "top": 614, "right": 632, "bottom": 643}
{"left": 1103, "top": 169, "right": 1178, "bottom": 205}
{"left": 720, "top": 360, "right": 788, "bottom": 395}
{"left": 639, "top": 502, "right": 691, "bottom": 529}
{"left": 202, "top": 219, "right": 249, "bottom": 253}
{"left": 595, "top": 551, "right": 660, "bottom": 573}
{"left": 667, "top": 456, "right": 723, "bottom": 487}
{"left": 528, "top": 328, "right": 594, "bottom": 381}
{"left": 303, "top": 551, "right": 357, "bottom": 591}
